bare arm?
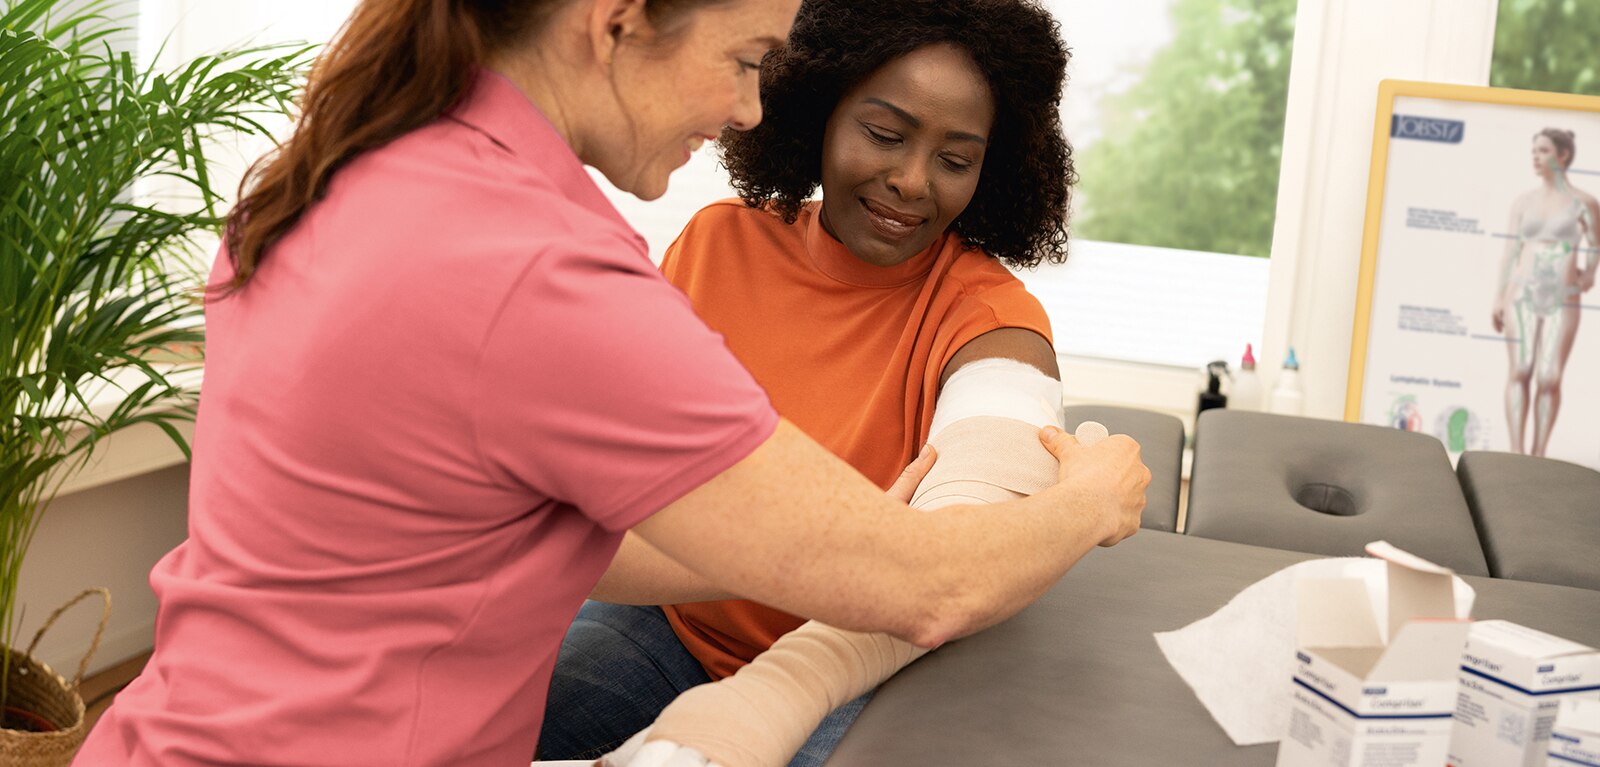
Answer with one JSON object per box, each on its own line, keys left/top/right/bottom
{"left": 593, "top": 448, "right": 940, "bottom": 605}
{"left": 634, "top": 332, "right": 1143, "bottom": 648}
{"left": 635, "top": 420, "right": 1138, "bottom": 648}
{"left": 591, "top": 533, "right": 736, "bottom": 605}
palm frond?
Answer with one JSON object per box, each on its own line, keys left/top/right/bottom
{"left": 0, "top": 0, "right": 312, "bottom": 707}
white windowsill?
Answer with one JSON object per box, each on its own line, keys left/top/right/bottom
{"left": 53, "top": 367, "right": 203, "bottom": 497}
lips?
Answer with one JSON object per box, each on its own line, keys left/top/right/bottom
{"left": 860, "top": 198, "right": 925, "bottom": 239}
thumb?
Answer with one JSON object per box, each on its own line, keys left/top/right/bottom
{"left": 1038, "top": 425, "right": 1079, "bottom": 458}
{"left": 886, "top": 443, "right": 938, "bottom": 504}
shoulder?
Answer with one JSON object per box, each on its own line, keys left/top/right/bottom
{"left": 940, "top": 246, "right": 1050, "bottom": 322}
{"left": 665, "top": 198, "right": 798, "bottom": 270}
{"left": 680, "top": 198, "right": 789, "bottom": 235}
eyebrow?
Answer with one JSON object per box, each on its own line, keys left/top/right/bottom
{"left": 751, "top": 35, "right": 786, "bottom": 48}
{"left": 863, "top": 97, "right": 988, "bottom": 146}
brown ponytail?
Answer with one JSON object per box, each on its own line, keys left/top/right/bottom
{"left": 218, "top": 0, "right": 735, "bottom": 297}
{"left": 217, "top": 0, "right": 550, "bottom": 296}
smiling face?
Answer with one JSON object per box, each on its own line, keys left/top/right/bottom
{"left": 817, "top": 43, "right": 995, "bottom": 266}
{"left": 597, "top": 0, "right": 800, "bottom": 200}
{"left": 1532, "top": 134, "right": 1571, "bottom": 179}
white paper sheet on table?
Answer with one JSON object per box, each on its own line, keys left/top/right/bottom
{"left": 1152, "top": 557, "right": 1476, "bottom": 746}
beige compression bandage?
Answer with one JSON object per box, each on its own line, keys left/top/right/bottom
{"left": 599, "top": 359, "right": 1093, "bottom": 767}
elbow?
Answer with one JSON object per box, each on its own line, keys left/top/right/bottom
{"left": 900, "top": 579, "right": 985, "bottom": 649}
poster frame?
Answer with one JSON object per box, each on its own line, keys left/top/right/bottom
{"left": 1344, "top": 79, "right": 1600, "bottom": 423}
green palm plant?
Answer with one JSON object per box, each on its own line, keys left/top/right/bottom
{"left": 1, "top": 0, "right": 308, "bottom": 714}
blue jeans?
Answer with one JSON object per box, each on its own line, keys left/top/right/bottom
{"left": 539, "top": 601, "right": 872, "bottom": 767}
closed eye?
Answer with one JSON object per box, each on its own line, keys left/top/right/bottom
{"left": 942, "top": 155, "right": 975, "bottom": 173}
{"left": 739, "top": 59, "right": 762, "bottom": 74}
{"left": 863, "top": 124, "right": 901, "bottom": 145}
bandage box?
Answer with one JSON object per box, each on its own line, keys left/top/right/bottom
{"left": 1276, "top": 542, "right": 1472, "bottom": 767}
{"left": 1548, "top": 697, "right": 1600, "bottom": 767}
{"left": 1448, "top": 620, "right": 1600, "bottom": 767}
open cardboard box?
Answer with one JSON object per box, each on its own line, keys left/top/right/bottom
{"left": 1276, "top": 541, "right": 1472, "bottom": 767}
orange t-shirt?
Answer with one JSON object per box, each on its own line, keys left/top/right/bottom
{"left": 659, "top": 199, "right": 1054, "bottom": 680}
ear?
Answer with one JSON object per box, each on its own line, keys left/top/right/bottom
{"left": 585, "top": 0, "right": 653, "bottom": 67}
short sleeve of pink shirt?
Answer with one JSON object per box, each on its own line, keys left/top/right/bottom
{"left": 74, "top": 70, "right": 776, "bottom": 767}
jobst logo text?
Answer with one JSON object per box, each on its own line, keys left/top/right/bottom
{"left": 1391, "top": 115, "right": 1465, "bottom": 144}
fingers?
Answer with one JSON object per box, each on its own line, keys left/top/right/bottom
{"left": 885, "top": 443, "right": 938, "bottom": 504}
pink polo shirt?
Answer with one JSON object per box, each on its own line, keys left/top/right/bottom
{"left": 75, "top": 71, "right": 777, "bottom": 766}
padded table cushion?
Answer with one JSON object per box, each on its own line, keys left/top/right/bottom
{"left": 1185, "top": 410, "right": 1488, "bottom": 575}
{"left": 1456, "top": 451, "right": 1600, "bottom": 590}
{"left": 1064, "top": 405, "right": 1185, "bottom": 532}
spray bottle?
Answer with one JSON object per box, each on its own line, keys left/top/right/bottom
{"left": 1197, "top": 360, "right": 1229, "bottom": 422}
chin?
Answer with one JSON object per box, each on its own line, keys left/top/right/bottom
{"left": 626, "top": 174, "right": 671, "bottom": 201}
{"left": 631, "top": 185, "right": 668, "bottom": 202}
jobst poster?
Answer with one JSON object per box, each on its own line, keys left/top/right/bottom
{"left": 1358, "top": 91, "right": 1600, "bottom": 469}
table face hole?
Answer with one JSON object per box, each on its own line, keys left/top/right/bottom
{"left": 1292, "top": 482, "right": 1360, "bottom": 516}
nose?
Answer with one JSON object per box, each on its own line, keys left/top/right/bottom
{"left": 886, "top": 158, "right": 931, "bottom": 201}
{"left": 728, "top": 76, "right": 763, "bottom": 132}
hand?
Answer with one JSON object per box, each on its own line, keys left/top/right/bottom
{"left": 1582, "top": 270, "right": 1597, "bottom": 294}
{"left": 594, "top": 726, "right": 718, "bottom": 767}
{"left": 885, "top": 444, "right": 938, "bottom": 504}
{"left": 1038, "top": 425, "right": 1149, "bottom": 547}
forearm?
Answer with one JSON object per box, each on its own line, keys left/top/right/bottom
{"left": 902, "top": 479, "right": 1107, "bottom": 644}
{"left": 591, "top": 532, "right": 738, "bottom": 605}
{"left": 635, "top": 420, "right": 1119, "bottom": 647}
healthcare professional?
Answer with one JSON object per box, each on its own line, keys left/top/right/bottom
{"left": 75, "top": 0, "right": 1148, "bottom": 765}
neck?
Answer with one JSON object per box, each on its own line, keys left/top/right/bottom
{"left": 488, "top": 22, "right": 599, "bottom": 160}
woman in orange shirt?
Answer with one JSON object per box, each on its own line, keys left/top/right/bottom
{"left": 539, "top": 1, "right": 1084, "bottom": 764}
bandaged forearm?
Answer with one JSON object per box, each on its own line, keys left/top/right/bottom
{"left": 646, "top": 621, "right": 923, "bottom": 766}
{"left": 641, "top": 359, "right": 1065, "bottom": 767}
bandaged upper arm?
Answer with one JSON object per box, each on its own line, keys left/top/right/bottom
{"left": 625, "top": 359, "right": 1068, "bottom": 767}
{"left": 912, "top": 358, "right": 1064, "bottom": 510}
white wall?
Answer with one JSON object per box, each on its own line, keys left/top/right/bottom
{"left": 19, "top": 465, "right": 189, "bottom": 677}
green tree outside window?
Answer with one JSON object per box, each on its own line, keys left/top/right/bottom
{"left": 1491, "top": 0, "right": 1600, "bottom": 97}
{"left": 1071, "top": 0, "right": 1297, "bottom": 259}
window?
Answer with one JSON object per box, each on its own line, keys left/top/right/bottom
{"left": 1491, "top": 0, "right": 1600, "bottom": 97}
{"left": 1020, "top": 0, "right": 1294, "bottom": 371}
{"left": 602, "top": 0, "right": 1297, "bottom": 373}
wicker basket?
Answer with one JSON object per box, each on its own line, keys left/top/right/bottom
{"left": 0, "top": 589, "right": 112, "bottom": 767}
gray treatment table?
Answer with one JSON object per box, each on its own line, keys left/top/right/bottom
{"left": 825, "top": 530, "right": 1600, "bottom": 766}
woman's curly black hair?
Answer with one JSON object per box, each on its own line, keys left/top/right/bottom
{"left": 718, "top": 0, "right": 1074, "bottom": 268}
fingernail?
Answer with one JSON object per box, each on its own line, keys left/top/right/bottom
{"left": 1041, "top": 425, "right": 1063, "bottom": 441}
{"left": 919, "top": 443, "right": 932, "bottom": 457}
